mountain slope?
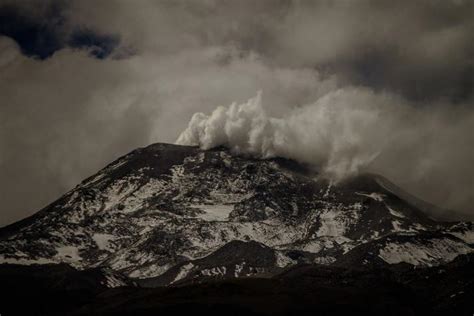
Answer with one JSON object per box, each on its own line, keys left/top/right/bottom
{"left": 0, "top": 143, "right": 472, "bottom": 285}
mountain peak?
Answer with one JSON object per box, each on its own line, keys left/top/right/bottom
{"left": 0, "top": 143, "right": 472, "bottom": 284}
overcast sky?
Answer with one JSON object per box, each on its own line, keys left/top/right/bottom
{"left": 0, "top": 0, "right": 473, "bottom": 226}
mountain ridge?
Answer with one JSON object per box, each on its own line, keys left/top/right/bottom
{"left": 0, "top": 142, "right": 472, "bottom": 286}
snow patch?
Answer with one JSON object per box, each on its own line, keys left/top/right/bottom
{"left": 0, "top": 255, "right": 55, "bottom": 265}
{"left": 92, "top": 234, "right": 116, "bottom": 251}
{"left": 275, "top": 252, "right": 296, "bottom": 268}
{"left": 356, "top": 192, "right": 384, "bottom": 202}
{"left": 171, "top": 263, "right": 194, "bottom": 284}
{"left": 234, "top": 261, "right": 246, "bottom": 277}
{"left": 450, "top": 231, "right": 474, "bottom": 244}
{"left": 315, "top": 206, "right": 359, "bottom": 238}
{"left": 191, "top": 204, "right": 234, "bottom": 221}
{"left": 386, "top": 205, "right": 406, "bottom": 219}
{"left": 201, "top": 266, "right": 227, "bottom": 277}
{"left": 392, "top": 220, "right": 403, "bottom": 231}
{"left": 103, "top": 179, "right": 138, "bottom": 211}
{"left": 313, "top": 256, "right": 336, "bottom": 264}
{"left": 102, "top": 272, "right": 127, "bottom": 288}
{"left": 117, "top": 179, "right": 166, "bottom": 213}
{"left": 378, "top": 239, "right": 471, "bottom": 266}
{"left": 55, "top": 246, "right": 82, "bottom": 263}
{"left": 301, "top": 240, "right": 323, "bottom": 253}
{"left": 323, "top": 183, "right": 332, "bottom": 198}
{"left": 128, "top": 263, "right": 172, "bottom": 279}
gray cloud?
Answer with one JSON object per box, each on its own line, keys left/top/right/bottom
{"left": 72, "top": 0, "right": 473, "bottom": 101}
{"left": 0, "top": 0, "right": 473, "bottom": 225}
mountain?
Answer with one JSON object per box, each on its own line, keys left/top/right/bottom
{"left": 0, "top": 143, "right": 473, "bottom": 315}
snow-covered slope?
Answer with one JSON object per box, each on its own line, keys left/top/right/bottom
{"left": 0, "top": 143, "right": 472, "bottom": 285}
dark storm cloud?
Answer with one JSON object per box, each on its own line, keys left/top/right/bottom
{"left": 0, "top": 0, "right": 473, "bottom": 226}
{"left": 267, "top": 0, "right": 473, "bottom": 102}
{"left": 0, "top": 0, "right": 120, "bottom": 59}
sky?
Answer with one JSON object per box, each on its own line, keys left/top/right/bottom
{"left": 0, "top": 0, "right": 473, "bottom": 226}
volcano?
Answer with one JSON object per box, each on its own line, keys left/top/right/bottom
{"left": 1, "top": 143, "right": 473, "bottom": 315}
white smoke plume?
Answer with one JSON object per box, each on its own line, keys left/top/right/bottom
{"left": 177, "top": 89, "right": 409, "bottom": 181}
{"left": 177, "top": 87, "right": 474, "bottom": 194}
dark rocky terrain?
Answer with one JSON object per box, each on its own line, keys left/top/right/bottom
{"left": 2, "top": 253, "right": 473, "bottom": 315}
{"left": 0, "top": 143, "right": 472, "bottom": 315}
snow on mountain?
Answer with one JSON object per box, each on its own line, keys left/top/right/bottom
{"left": 0, "top": 143, "right": 472, "bottom": 286}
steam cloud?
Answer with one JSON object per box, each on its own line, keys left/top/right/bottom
{"left": 177, "top": 90, "right": 385, "bottom": 181}
{"left": 178, "top": 89, "right": 474, "bottom": 216}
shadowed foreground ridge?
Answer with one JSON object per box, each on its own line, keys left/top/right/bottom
{"left": 0, "top": 143, "right": 473, "bottom": 315}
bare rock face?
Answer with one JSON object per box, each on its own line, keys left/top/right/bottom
{"left": 0, "top": 143, "right": 472, "bottom": 286}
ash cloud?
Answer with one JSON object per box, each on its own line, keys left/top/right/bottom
{"left": 0, "top": 0, "right": 473, "bottom": 225}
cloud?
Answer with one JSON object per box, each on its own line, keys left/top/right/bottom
{"left": 0, "top": 0, "right": 120, "bottom": 59}
{"left": 272, "top": 1, "right": 473, "bottom": 101}
{"left": 63, "top": 0, "right": 473, "bottom": 101}
{"left": 2, "top": 0, "right": 472, "bottom": 99}
{"left": 176, "top": 89, "right": 385, "bottom": 181}
{"left": 0, "top": 35, "right": 20, "bottom": 67}
{"left": 177, "top": 89, "right": 474, "bottom": 219}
